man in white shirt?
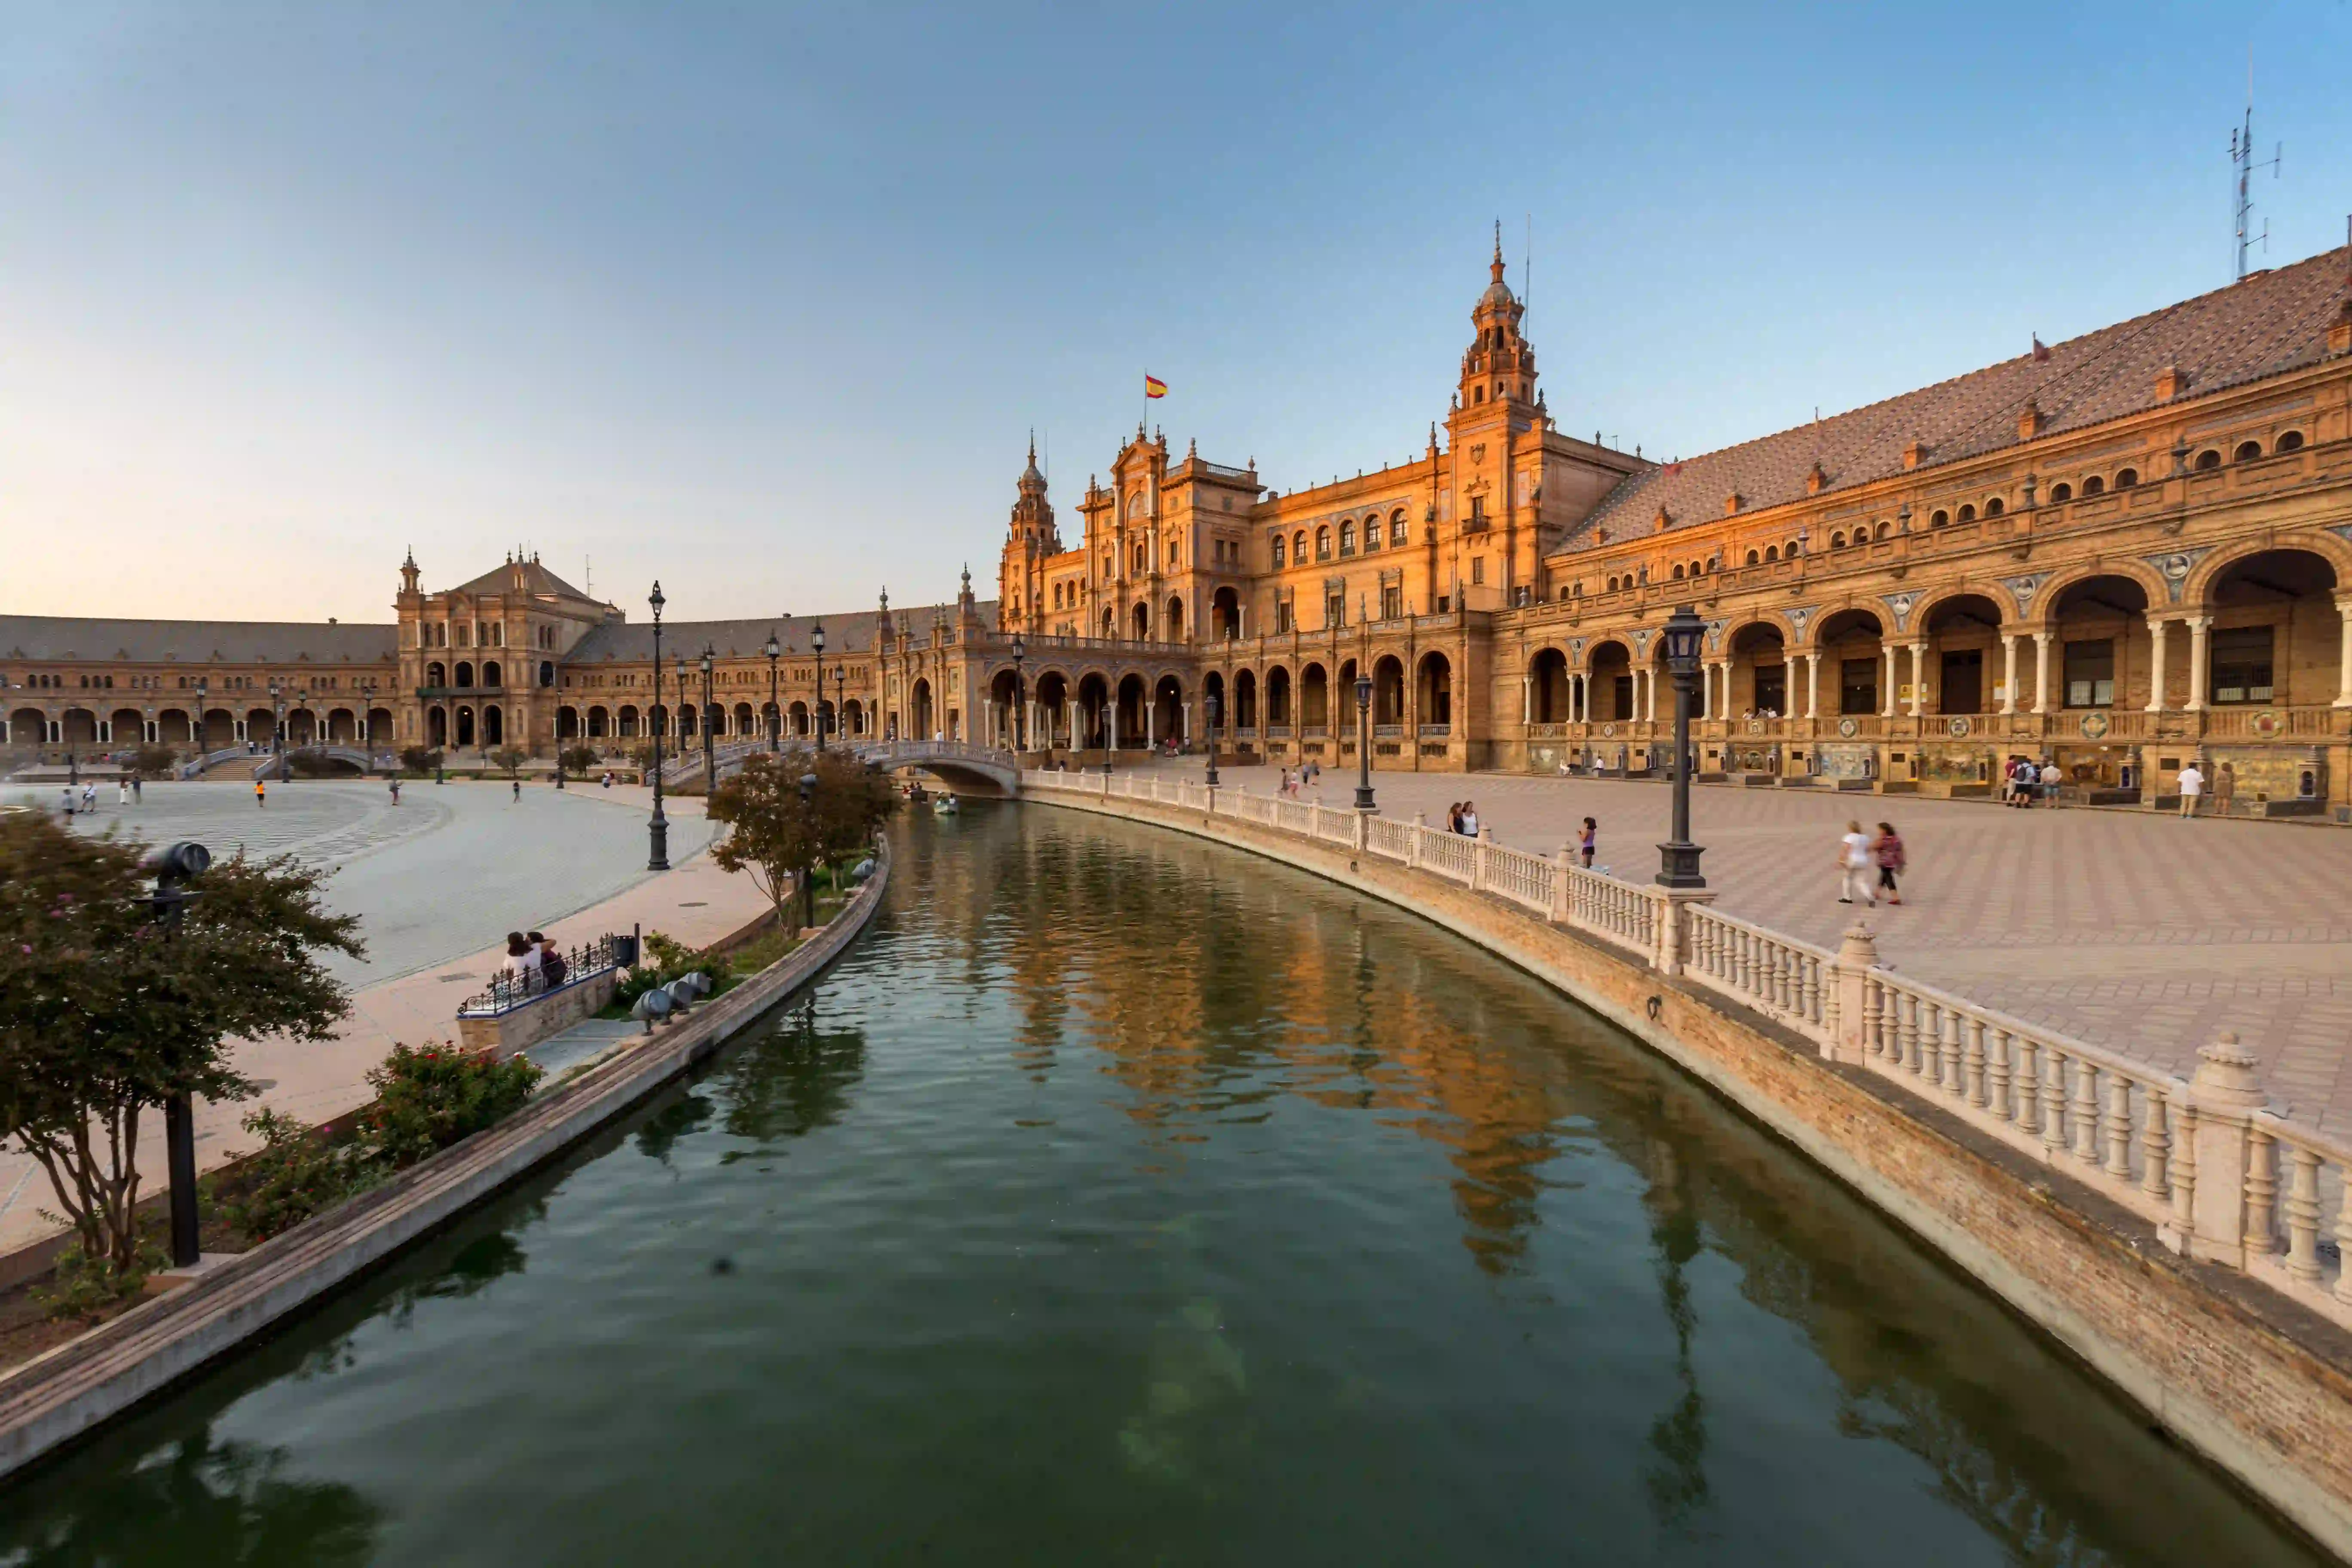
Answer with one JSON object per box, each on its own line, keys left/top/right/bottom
{"left": 1838, "top": 820, "right": 1875, "bottom": 906}
{"left": 2177, "top": 761, "right": 2205, "bottom": 818}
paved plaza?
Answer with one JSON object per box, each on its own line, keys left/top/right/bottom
{"left": 0, "top": 778, "right": 770, "bottom": 1253}
{"left": 1117, "top": 757, "right": 2352, "bottom": 1139}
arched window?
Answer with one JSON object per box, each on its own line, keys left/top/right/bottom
{"left": 1362, "top": 519, "right": 1380, "bottom": 553}
{"left": 1390, "top": 511, "right": 1408, "bottom": 547}
{"left": 1605, "top": 575, "right": 1620, "bottom": 592}
{"left": 1829, "top": 531, "right": 1846, "bottom": 548}
{"left": 2276, "top": 430, "right": 2305, "bottom": 453}
{"left": 1315, "top": 527, "right": 1332, "bottom": 562}
{"left": 1984, "top": 497, "right": 2004, "bottom": 517}
{"left": 1292, "top": 530, "right": 1307, "bottom": 562}
{"left": 1271, "top": 535, "right": 1286, "bottom": 568}
{"left": 1339, "top": 521, "right": 1355, "bottom": 555}
{"left": 1930, "top": 509, "right": 1950, "bottom": 527}
{"left": 2114, "top": 467, "right": 2139, "bottom": 487}
{"left": 1874, "top": 522, "right": 1890, "bottom": 541}
{"left": 1671, "top": 563, "right": 1686, "bottom": 580}
{"left": 1745, "top": 549, "right": 1761, "bottom": 566}
{"left": 2234, "top": 440, "right": 2263, "bottom": 462}
{"left": 1689, "top": 560, "right": 1703, "bottom": 577}
{"left": 2195, "top": 449, "right": 2222, "bottom": 470}
{"left": 1764, "top": 545, "right": 1779, "bottom": 563}
{"left": 2048, "top": 483, "right": 2071, "bottom": 503}
{"left": 1956, "top": 504, "right": 1975, "bottom": 523}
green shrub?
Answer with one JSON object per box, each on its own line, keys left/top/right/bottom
{"left": 220, "top": 1108, "right": 386, "bottom": 1240}
{"left": 361, "top": 1043, "right": 543, "bottom": 1167}
{"left": 36, "top": 1240, "right": 164, "bottom": 1321}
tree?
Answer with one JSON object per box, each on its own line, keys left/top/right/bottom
{"left": 705, "top": 753, "right": 825, "bottom": 929}
{"left": 490, "top": 747, "right": 528, "bottom": 779}
{"left": 559, "top": 744, "right": 599, "bottom": 780}
{"left": 398, "top": 745, "right": 442, "bottom": 777}
{"left": 132, "top": 744, "right": 179, "bottom": 778}
{"left": 0, "top": 813, "right": 363, "bottom": 1282}
{"left": 809, "top": 750, "right": 895, "bottom": 873}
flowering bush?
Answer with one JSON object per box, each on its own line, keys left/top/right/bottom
{"left": 221, "top": 1108, "right": 386, "bottom": 1240}
{"left": 360, "top": 1042, "right": 543, "bottom": 1168}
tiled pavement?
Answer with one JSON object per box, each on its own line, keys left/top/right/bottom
{"left": 1113, "top": 758, "right": 2352, "bottom": 1140}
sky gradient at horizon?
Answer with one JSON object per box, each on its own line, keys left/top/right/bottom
{"left": 5, "top": 2, "right": 2349, "bottom": 625}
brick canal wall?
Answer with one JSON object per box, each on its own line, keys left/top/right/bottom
{"left": 0, "top": 842, "right": 891, "bottom": 1485}
{"left": 1028, "top": 788, "right": 2352, "bottom": 1561}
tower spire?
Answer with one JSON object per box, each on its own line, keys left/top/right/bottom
{"left": 1492, "top": 218, "right": 1504, "bottom": 280}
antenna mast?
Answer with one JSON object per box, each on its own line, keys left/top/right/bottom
{"left": 2231, "top": 51, "right": 2282, "bottom": 282}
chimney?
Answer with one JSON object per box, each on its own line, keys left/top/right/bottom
{"left": 1902, "top": 439, "right": 1927, "bottom": 472}
{"left": 1805, "top": 462, "right": 1827, "bottom": 496}
{"left": 1653, "top": 505, "right": 1672, "bottom": 532}
{"left": 1722, "top": 492, "right": 1742, "bottom": 517}
{"left": 2329, "top": 298, "right": 2352, "bottom": 357}
{"left": 2155, "top": 365, "right": 2185, "bottom": 401}
{"left": 2017, "top": 401, "right": 2044, "bottom": 441}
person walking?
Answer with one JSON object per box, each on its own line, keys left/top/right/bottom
{"left": 1838, "top": 820, "right": 1875, "bottom": 906}
{"left": 60, "top": 785, "right": 75, "bottom": 820}
{"left": 131, "top": 774, "right": 142, "bottom": 803}
{"left": 81, "top": 782, "right": 97, "bottom": 813}
{"left": 2214, "top": 761, "right": 2236, "bottom": 817}
{"left": 255, "top": 777, "right": 266, "bottom": 808}
{"left": 2176, "top": 760, "right": 2204, "bottom": 818}
{"left": 1578, "top": 816, "right": 1598, "bottom": 868}
{"left": 389, "top": 777, "right": 402, "bottom": 805}
{"left": 1460, "top": 800, "right": 1480, "bottom": 838}
{"left": 1447, "top": 801, "right": 1464, "bottom": 834}
{"left": 1871, "top": 821, "right": 1907, "bottom": 905}
{"left": 117, "top": 779, "right": 129, "bottom": 805}
{"left": 512, "top": 777, "right": 522, "bottom": 803}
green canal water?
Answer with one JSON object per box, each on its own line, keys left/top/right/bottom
{"left": 0, "top": 808, "right": 2324, "bottom": 1566}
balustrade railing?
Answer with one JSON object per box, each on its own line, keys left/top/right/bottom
{"left": 457, "top": 934, "right": 625, "bottom": 1018}
{"left": 1012, "top": 763, "right": 2352, "bottom": 1327}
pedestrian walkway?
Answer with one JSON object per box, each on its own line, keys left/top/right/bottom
{"left": 1117, "top": 758, "right": 2352, "bottom": 1137}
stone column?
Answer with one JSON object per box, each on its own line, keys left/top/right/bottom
{"left": 1881, "top": 645, "right": 1897, "bottom": 717}
{"left": 1829, "top": 923, "right": 1879, "bottom": 1063}
{"left": 1521, "top": 675, "right": 1532, "bottom": 724}
{"left": 2184, "top": 1032, "right": 2266, "bottom": 1268}
{"left": 2032, "top": 631, "right": 2053, "bottom": 714}
{"left": 1805, "top": 651, "right": 1820, "bottom": 720}
{"left": 2184, "top": 614, "right": 2211, "bottom": 712}
{"left": 1145, "top": 701, "right": 1155, "bottom": 748}
{"left": 2145, "top": 615, "right": 2170, "bottom": 712}
{"left": 2000, "top": 635, "right": 2019, "bottom": 714}
{"left": 1906, "top": 644, "right": 1928, "bottom": 717}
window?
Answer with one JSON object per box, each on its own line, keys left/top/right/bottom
{"left": 1315, "top": 527, "right": 1332, "bottom": 562}
{"left": 1839, "top": 659, "right": 1877, "bottom": 715}
{"left": 2194, "top": 449, "right": 2221, "bottom": 470}
{"left": 1293, "top": 530, "right": 1307, "bottom": 562}
{"left": 1325, "top": 592, "right": 1345, "bottom": 627}
{"left": 1956, "top": 504, "right": 1976, "bottom": 523}
{"left": 1382, "top": 584, "right": 1403, "bottom": 619}
{"left": 1753, "top": 663, "right": 1787, "bottom": 714}
{"left": 1468, "top": 494, "right": 1486, "bottom": 527}
{"left": 2114, "top": 467, "right": 2138, "bottom": 487}
{"left": 2233, "top": 440, "right": 2263, "bottom": 462}
{"left": 2209, "top": 626, "right": 2274, "bottom": 704}
{"left": 1276, "top": 600, "right": 1295, "bottom": 634}
{"left": 1829, "top": 532, "right": 1845, "bottom": 548}
{"left": 1745, "top": 549, "right": 1760, "bottom": 566}
{"left": 1362, "top": 521, "right": 1379, "bottom": 553}
{"left": 1339, "top": 521, "right": 1355, "bottom": 556}
{"left": 1470, "top": 557, "right": 1485, "bottom": 585}
{"left": 1764, "top": 545, "right": 1779, "bottom": 563}
{"left": 2276, "top": 430, "right": 2305, "bottom": 453}
{"left": 1390, "top": 514, "right": 1408, "bottom": 547}
{"left": 1270, "top": 534, "right": 1285, "bottom": 568}
{"left": 1930, "top": 510, "right": 1950, "bottom": 528}
{"left": 1984, "top": 497, "right": 2004, "bottom": 517}
{"left": 2063, "top": 640, "right": 2115, "bottom": 707}
{"left": 1672, "top": 563, "right": 1687, "bottom": 579}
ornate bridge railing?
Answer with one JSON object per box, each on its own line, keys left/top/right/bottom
{"left": 457, "top": 934, "right": 630, "bottom": 1019}
{"left": 1019, "top": 766, "right": 2352, "bottom": 1332}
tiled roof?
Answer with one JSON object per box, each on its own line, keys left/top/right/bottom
{"left": 0, "top": 616, "right": 398, "bottom": 667}
{"left": 564, "top": 601, "right": 998, "bottom": 663}
{"left": 1580, "top": 245, "right": 2352, "bottom": 542}
{"left": 445, "top": 558, "right": 594, "bottom": 601}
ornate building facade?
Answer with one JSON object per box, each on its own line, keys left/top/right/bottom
{"left": 7, "top": 236, "right": 2352, "bottom": 810}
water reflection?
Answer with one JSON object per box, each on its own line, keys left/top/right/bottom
{"left": 717, "top": 998, "right": 867, "bottom": 1161}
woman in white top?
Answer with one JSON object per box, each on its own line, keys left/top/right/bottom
{"left": 1460, "top": 802, "right": 1480, "bottom": 837}
{"left": 503, "top": 931, "right": 543, "bottom": 990}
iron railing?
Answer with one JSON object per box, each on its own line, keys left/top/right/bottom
{"left": 457, "top": 934, "right": 626, "bottom": 1018}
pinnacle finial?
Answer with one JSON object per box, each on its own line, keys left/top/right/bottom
{"left": 1491, "top": 219, "right": 1505, "bottom": 283}
{"left": 1028, "top": 427, "right": 1036, "bottom": 462}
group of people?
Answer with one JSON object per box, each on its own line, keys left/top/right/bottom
{"left": 1837, "top": 820, "right": 1908, "bottom": 907}
{"left": 502, "top": 930, "right": 569, "bottom": 992}
{"left": 1446, "top": 800, "right": 1482, "bottom": 836}
{"left": 2001, "top": 757, "right": 2064, "bottom": 807}
{"left": 58, "top": 778, "right": 140, "bottom": 818}
{"left": 1278, "top": 761, "right": 1322, "bottom": 796}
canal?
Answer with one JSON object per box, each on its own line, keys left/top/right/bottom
{"left": 0, "top": 807, "right": 2324, "bottom": 1565}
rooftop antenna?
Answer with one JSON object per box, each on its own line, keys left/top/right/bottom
{"left": 2232, "top": 48, "right": 2281, "bottom": 282}
{"left": 584, "top": 555, "right": 592, "bottom": 597}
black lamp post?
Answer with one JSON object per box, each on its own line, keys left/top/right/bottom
{"left": 647, "top": 582, "right": 670, "bottom": 871}
{"left": 147, "top": 840, "right": 211, "bottom": 1268}
{"left": 701, "top": 646, "right": 717, "bottom": 786}
{"left": 195, "top": 678, "right": 208, "bottom": 756}
{"left": 269, "top": 680, "right": 283, "bottom": 757}
{"left": 832, "top": 662, "right": 847, "bottom": 746}
{"left": 1204, "top": 691, "right": 1220, "bottom": 787}
{"left": 810, "top": 621, "right": 827, "bottom": 750}
{"left": 797, "top": 770, "right": 818, "bottom": 929}
{"left": 1010, "top": 633, "right": 1026, "bottom": 753}
{"left": 765, "top": 631, "right": 782, "bottom": 753}
{"left": 1354, "top": 673, "right": 1376, "bottom": 811}
{"left": 1656, "top": 605, "right": 1708, "bottom": 889}
{"left": 1101, "top": 703, "right": 1114, "bottom": 776}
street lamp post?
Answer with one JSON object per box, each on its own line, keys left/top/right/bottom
{"left": 1010, "top": 634, "right": 1026, "bottom": 753}
{"left": 1101, "top": 704, "right": 1114, "bottom": 777}
{"left": 147, "top": 840, "right": 211, "bottom": 1269}
{"left": 1204, "top": 692, "right": 1220, "bottom": 788}
{"left": 195, "top": 678, "right": 208, "bottom": 758}
{"left": 765, "top": 632, "right": 782, "bottom": 753}
{"left": 811, "top": 621, "right": 827, "bottom": 751}
{"left": 1656, "top": 605, "right": 1708, "bottom": 890}
{"left": 701, "top": 646, "right": 717, "bottom": 786}
{"left": 797, "top": 770, "right": 818, "bottom": 929}
{"left": 269, "top": 680, "right": 283, "bottom": 758}
{"left": 832, "top": 662, "right": 847, "bottom": 747}
{"left": 647, "top": 582, "right": 670, "bottom": 871}
{"left": 1354, "top": 673, "right": 1376, "bottom": 811}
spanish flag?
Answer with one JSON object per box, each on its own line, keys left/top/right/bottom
{"left": 1144, "top": 374, "right": 1168, "bottom": 399}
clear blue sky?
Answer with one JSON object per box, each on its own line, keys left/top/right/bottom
{"left": 5, "top": 2, "right": 2347, "bottom": 625}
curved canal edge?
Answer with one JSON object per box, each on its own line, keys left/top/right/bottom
{"left": 1022, "top": 789, "right": 2352, "bottom": 1561}
{"left": 0, "top": 839, "right": 894, "bottom": 1486}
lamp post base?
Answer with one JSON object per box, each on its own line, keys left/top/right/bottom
{"left": 1655, "top": 839, "right": 1707, "bottom": 890}
{"left": 649, "top": 812, "right": 671, "bottom": 872}
{"left": 1354, "top": 786, "right": 1377, "bottom": 812}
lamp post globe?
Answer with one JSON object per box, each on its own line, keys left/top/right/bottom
{"left": 764, "top": 631, "right": 782, "bottom": 753}
{"left": 646, "top": 581, "right": 670, "bottom": 871}
{"left": 1655, "top": 604, "right": 1708, "bottom": 890}
{"left": 1354, "top": 673, "right": 1377, "bottom": 811}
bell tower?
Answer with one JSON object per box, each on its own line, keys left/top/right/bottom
{"left": 1443, "top": 225, "right": 1547, "bottom": 608}
{"left": 998, "top": 435, "right": 1058, "bottom": 633}
{"left": 1454, "top": 222, "right": 1538, "bottom": 418}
